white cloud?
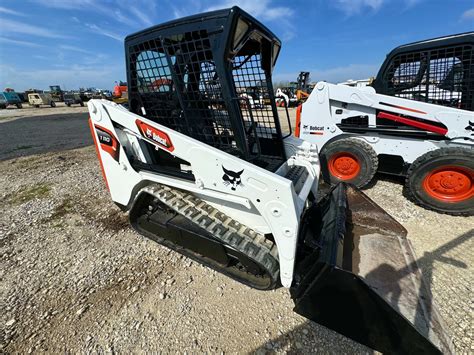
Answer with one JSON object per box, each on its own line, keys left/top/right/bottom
{"left": 129, "top": 6, "right": 153, "bottom": 27}
{"left": 206, "top": 0, "right": 293, "bottom": 21}
{"left": 58, "top": 45, "right": 108, "bottom": 66}
{"left": 85, "top": 23, "right": 123, "bottom": 42}
{"left": 0, "top": 6, "right": 24, "bottom": 16}
{"left": 404, "top": 0, "right": 423, "bottom": 7}
{"left": 59, "top": 44, "right": 94, "bottom": 54}
{"left": 113, "top": 9, "right": 140, "bottom": 27}
{"left": 461, "top": 8, "right": 474, "bottom": 21}
{"left": 274, "top": 64, "right": 379, "bottom": 84}
{"left": 34, "top": 0, "right": 152, "bottom": 28}
{"left": 205, "top": 0, "right": 295, "bottom": 41}
{"left": 1, "top": 18, "right": 70, "bottom": 39}
{"left": 83, "top": 53, "right": 108, "bottom": 65}
{"left": 33, "top": 0, "right": 117, "bottom": 17}
{"left": 334, "top": 0, "right": 385, "bottom": 16}
{"left": 0, "top": 36, "right": 43, "bottom": 47}
{"left": 32, "top": 0, "right": 85, "bottom": 10}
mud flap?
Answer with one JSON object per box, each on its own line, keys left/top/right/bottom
{"left": 291, "top": 183, "right": 453, "bottom": 354}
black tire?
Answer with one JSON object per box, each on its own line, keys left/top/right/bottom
{"left": 35, "top": 105, "right": 40, "bottom": 108}
{"left": 404, "top": 148, "right": 474, "bottom": 216}
{"left": 16, "top": 103, "right": 22, "bottom": 109}
{"left": 50, "top": 101, "right": 56, "bottom": 107}
{"left": 66, "top": 103, "right": 71, "bottom": 107}
{"left": 320, "top": 138, "right": 378, "bottom": 188}
{"left": 80, "top": 101, "right": 84, "bottom": 107}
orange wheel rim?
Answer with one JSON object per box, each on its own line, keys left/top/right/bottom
{"left": 422, "top": 166, "right": 473, "bottom": 202}
{"left": 328, "top": 152, "right": 361, "bottom": 180}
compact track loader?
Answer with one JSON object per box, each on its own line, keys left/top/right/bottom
{"left": 88, "top": 7, "right": 452, "bottom": 353}
{"left": 296, "top": 32, "right": 474, "bottom": 215}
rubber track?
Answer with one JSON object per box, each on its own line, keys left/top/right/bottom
{"left": 142, "top": 184, "right": 280, "bottom": 286}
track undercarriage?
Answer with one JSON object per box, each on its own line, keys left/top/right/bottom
{"left": 130, "top": 184, "right": 279, "bottom": 289}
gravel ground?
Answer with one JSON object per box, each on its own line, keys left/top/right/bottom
{"left": 0, "top": 107, "right": 472, "bottom": 353}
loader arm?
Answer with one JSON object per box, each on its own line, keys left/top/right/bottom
{"left": 298, "top": 82, "right": 474, "bottom": 170}
{"left": 303, "top": 82, "right": 474, "bottom": 141}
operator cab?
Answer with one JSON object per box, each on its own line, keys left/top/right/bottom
{"left": 125, "top": 7, "right": 287, "bottom": 175}
{"left": 372, "top": 32, "right": 474, "bottom": 111}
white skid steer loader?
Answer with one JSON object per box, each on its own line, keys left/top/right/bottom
{"left": 88, "top": 7, "right": 452, "bottom": 353}
{"left": 296, "top": 32, "right": 474, "bottom": 215}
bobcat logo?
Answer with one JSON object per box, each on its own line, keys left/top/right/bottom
{"left": 222, "top": 166, "right": 244, "bottom": 191}
{"left": 465, "top": 121, "right": 474, "bottom": 135}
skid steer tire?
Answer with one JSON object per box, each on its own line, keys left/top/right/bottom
{"left": 50, "top": 101, "right": 56, "bottom": 107}
{"left": 320, "top": 138, "right": 378, "bottom": 188}
{"left": 404, "top": 148, "right": 474, "bottom": 216}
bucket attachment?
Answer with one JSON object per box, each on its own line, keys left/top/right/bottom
{"left": 291, "top": 183, "right": 452, "bottom": 354}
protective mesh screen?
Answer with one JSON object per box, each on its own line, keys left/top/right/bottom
{"left": 128, "top": 30, "right": 239, "bottom": 154}
{"left": 128, "top": 28, "right": 284, "bottom": 165}
{"left": 232, "top": 54, "right": 277, "bottom": 141}
{"left": 383, "top": 45, "right": 473, "bottom": 111}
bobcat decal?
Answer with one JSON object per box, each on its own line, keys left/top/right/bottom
{"left": 222, "top": 166, "right": 244, "bottom": 191}
{"left": 465, "top": 120, "right": 474, "bottom": 136}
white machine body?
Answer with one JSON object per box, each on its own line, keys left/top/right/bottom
{"left": 88, "top": 99, "right": 320, "bottom": 288}
{"left": 298, "top": 82, "right": 474, "bottom": 164}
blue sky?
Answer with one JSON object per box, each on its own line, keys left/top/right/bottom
{"left": 0, "top": 0, "right": 473, "bottom": 91}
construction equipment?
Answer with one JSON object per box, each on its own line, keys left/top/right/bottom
{"left": 240, "top": 85, "right": 266, "bottom": 108}
{"left": 88, "top": 7, "right": 452, "bottom": 353}
{"left": 297, "top": 32, "right": 474, "bottom": 216}
{"left": 275, "top": 85, "right": 298, "bottom": 107}
{"left": 275, "top": 72, "right": 313, "bottom": 107}
{"left": 113, "top": 81, "right": 128, "bottom": 104}
{"left": 339, "top": 78, "right": 373, "bottom": 87}
{"left": 63, "top": 93, "right": 84, "bottom": 107}
{"left": 16, "top": 92, "right": 28, "bottom": 103}
{"left": 0, "top": 91, "right": 22, "bottom": 109}
{"left": 295, "top": 71, "right": 312, "bottom": 102}
{"left": 49, "top": 85, "right": 64, "bottom": 102}
{"left": 28, "top": 92, "right": 56, "bottom": 107}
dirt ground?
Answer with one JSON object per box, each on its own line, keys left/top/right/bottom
{"left": 0, "top": 105, "right": 472, "bottom": 353}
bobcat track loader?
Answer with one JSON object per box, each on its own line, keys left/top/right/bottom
{"left": 88, "top": 7, "right": 452, "bottom": 353}
{"left": 296, "top": 32, "right": 474, "bottom": 215}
